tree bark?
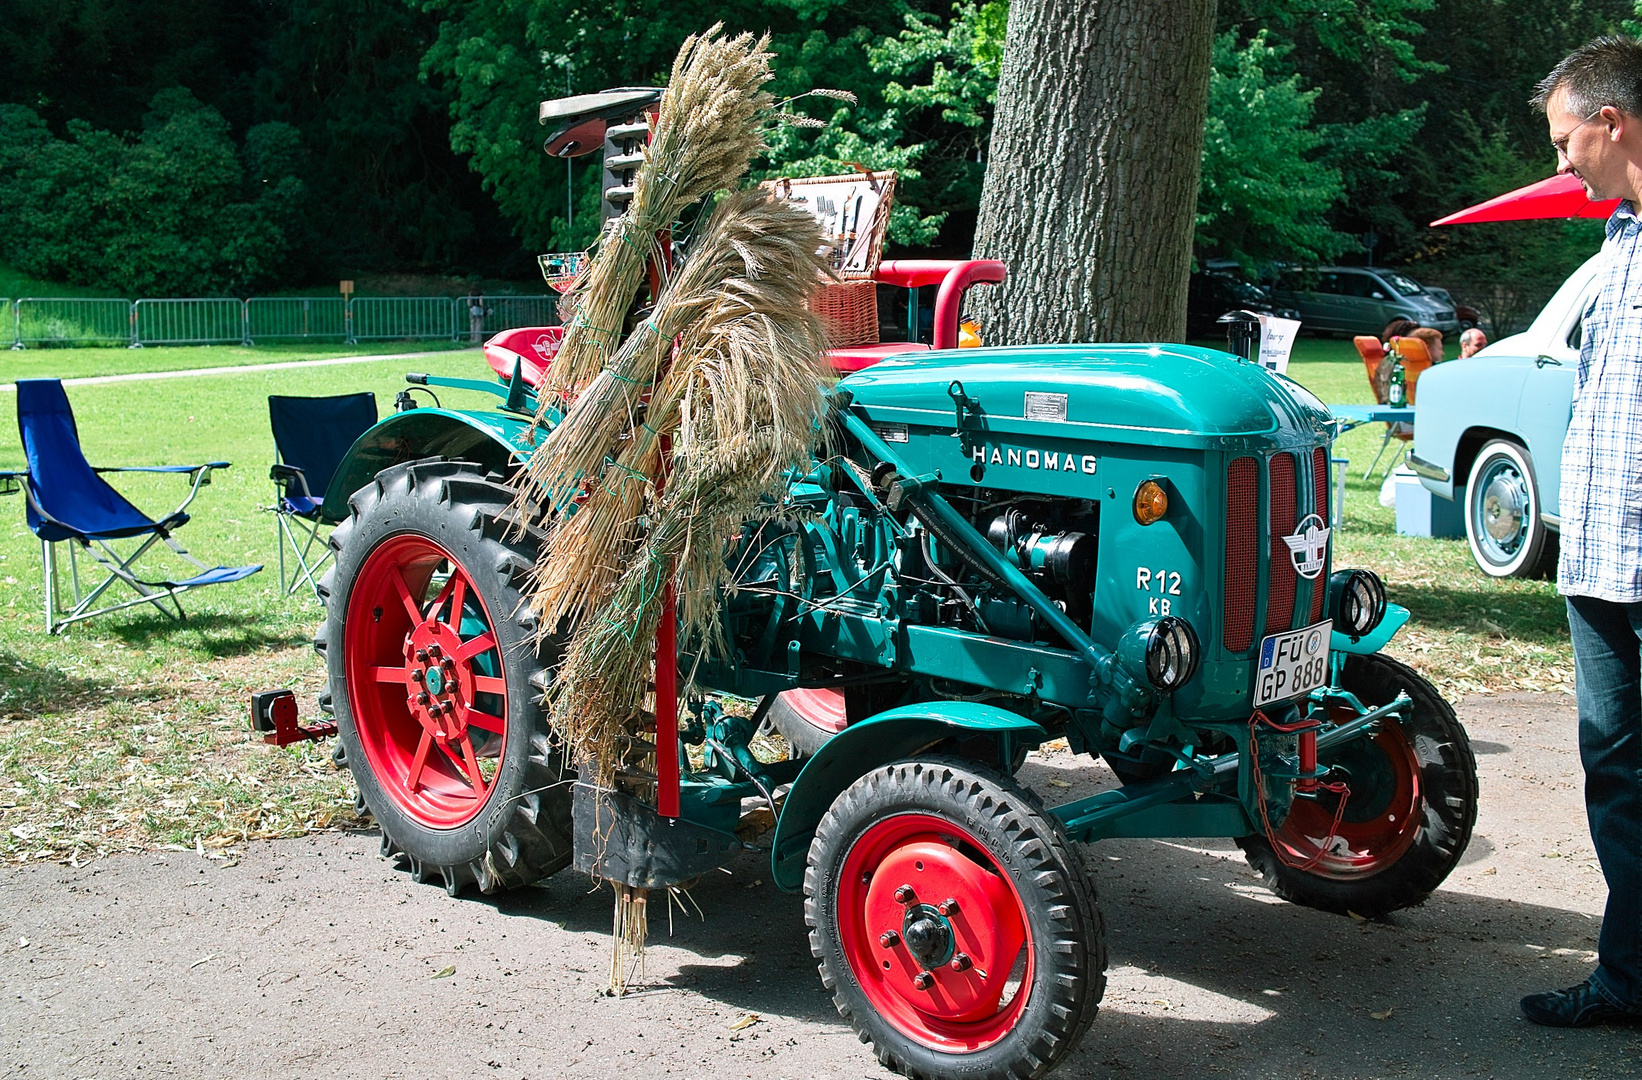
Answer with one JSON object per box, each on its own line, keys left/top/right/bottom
{"left": 972, "top": 0, "right": 1216, "bottom": 344}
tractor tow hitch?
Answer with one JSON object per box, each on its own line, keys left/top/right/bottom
{"left": 249, "top": 689, "right": 337, "bottom": 747}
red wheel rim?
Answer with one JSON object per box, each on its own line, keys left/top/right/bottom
{"left": 345, "top": 534, "right": 509, "bottom": 829}
{"left": 836, "top": 813, "right": 1033, "bottom": 1052}
{"left": 1274, "top": 717, "right": 1422, "bottom": 878}
{"left": 784, "top": 687, "right": 847, "bottom": 734}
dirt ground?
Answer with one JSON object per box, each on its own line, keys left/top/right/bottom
{"left": 4, "top": 690, "right": 1638, "bottom": 1079}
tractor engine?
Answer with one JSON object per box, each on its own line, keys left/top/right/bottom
{"left": 708, "top": 341, "right": 1346, "bottom": 789}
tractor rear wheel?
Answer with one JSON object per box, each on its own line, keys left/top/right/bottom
{"left": 767, "top": 687, "right": 848, "bottom": 758}
{"left": 315, "top": 459, "right": 574, "bottom": 896}
{"left": 1237, "top": 652, "right": 1476, "bottom": 917}
{"left": 805, "top": 757, "right": 1104, "bottom": 1079}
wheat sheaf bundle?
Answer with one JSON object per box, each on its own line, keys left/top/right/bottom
{"left": 533, "top": 189, "right": 829, "bottom": 787}
{"left": 539, "top": 25, "right": 776, "bottom": 403}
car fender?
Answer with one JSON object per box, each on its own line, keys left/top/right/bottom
{"left": 1514, "top": 364, "right": 1576, "bottom": 519}
{"left": 768, "top": 701, "right": 1047, "bottom": 891}
{"left": 320, "top": 407, "right": 539, "bottom": 523}
{"left": 1413, "top": 356, "right": 1533, "bottom": 502}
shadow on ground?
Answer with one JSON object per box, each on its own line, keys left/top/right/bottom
{"left": 1390, "top": 580, "right": 1567, "bottom": 642}
{"left": 100, "top": 610, "right": 313, "bottom": 657}
{"left": 0, "top": 646, "right": 107, "bottom": 718}
{"left": 437, "top": 746, "right": 1634, "bottom": 1079}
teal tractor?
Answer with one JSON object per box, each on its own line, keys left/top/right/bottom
{"left": 303, "top": 90, "right": 1477, "bottom": 1080}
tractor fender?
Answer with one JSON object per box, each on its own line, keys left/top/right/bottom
{"left": 1331, "top": 602, "right": 1411, "bottom": 656}
{"left": 769, "top": 701, "right": 1047, "bottom": 891}
{"left": 320, "top": 407, "right": 538, "bottom": 523}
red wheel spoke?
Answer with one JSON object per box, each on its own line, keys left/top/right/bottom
{"left": 435, "top": 739, "right": 475, "bottom": 788}
{"left": 446, "top": 575, "right": 468, "bottom": 633}
{"left": 465, "top": 710, "right": 505, "bottom": 735}
{"left": 455, "top": 631, "right": 497, "bottom": 662}
{"left": 472, "top": 675, "right": 506, "bottom": 696}
{"left": 372, "top": 665, "right": 410, "bottom": 684}
{"left": 390, "top": 567, "right": 425, "bottom": 623}
{"left": 459, "top": 738, "right": 489, "bottom": 798}
{"left": 406, "top": 731, "right": 433, "bottom": 792}
{"left": 428, "top": 573, "right": 458, "bottom": 622}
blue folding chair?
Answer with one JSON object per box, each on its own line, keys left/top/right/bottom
{"left": 1, "top": 379, "right": 262, "bottom": 633}
{"left": 266, "top": 393, "right": 377, "bottom": 599}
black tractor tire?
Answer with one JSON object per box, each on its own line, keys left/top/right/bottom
{"left": 315, "top": 459, "right": 574, "bottom": 897}
{"left": 806, "top": 756, "right": 1105, "bottom": 1080}
{"left": 1238, "top": 652, "right": 1477, "bottom": 917}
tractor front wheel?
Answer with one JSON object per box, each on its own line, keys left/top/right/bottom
{"left": 1237, "top": 652, "right": 1477, "bottom": 917}
{"left": 805, "top": 757, "right": 1104, "bottom": 1079}
{"left": 315, "top": 459, "right": 574, "bottom": 896}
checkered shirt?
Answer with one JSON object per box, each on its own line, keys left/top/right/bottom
{"left": 1559, "top": 201, "right": 1642, "bottom": 602}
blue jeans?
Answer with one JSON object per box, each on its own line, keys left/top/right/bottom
{"left": 1566, "top": 595, "right": 1642, "bottom": 1010}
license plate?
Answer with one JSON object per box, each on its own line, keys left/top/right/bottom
{"left": 1253, "top": 620, "right": 1332, "bottom": 706}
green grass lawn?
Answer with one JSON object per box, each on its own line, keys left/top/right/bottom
{"left": 0, "top": 336, "right": 1572, "bottom": 865}
{"left": 0, "top": 340, "right": 474, "bottom": 384}
{"left": 0, "top": 355, "right": 512, "bottom": 864}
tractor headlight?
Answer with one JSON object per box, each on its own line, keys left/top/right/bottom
{"left": 1329, "top": 569, "right": 1386, "bottom": 638}
{"left": 1144, "top": 616, "right": 1200, "bottom": 691}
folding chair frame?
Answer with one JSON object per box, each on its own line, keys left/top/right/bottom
{"left": 1363, "top": 428, "right": 1410, "bottom": 482}
{"left": 264, "top": 392, "right": 376, "bottom": 603}
{"left": 269, "top": 465, "right": 334, "bottom": 600}
{"left": 2, "top": 464, "right": 240, "bottom": 633}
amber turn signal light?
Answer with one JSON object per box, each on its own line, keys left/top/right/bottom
{"left": 1133, "top": 480, "right": 1168, "bottom": 525}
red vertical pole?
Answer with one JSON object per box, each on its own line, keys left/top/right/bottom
{"left": 653, "top": 413, "right": 680, "bottom": 819}
{"left": 1297, "top": 728, "right": 1318, "bottom": 793}
{"left": 654, "top": 581, "right": 680, "bottom": 818}
{"left": 644, "top": 196, "right": 681, "bottom": 818}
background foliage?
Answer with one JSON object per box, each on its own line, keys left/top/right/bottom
{"left": 0, "top": 0, "right": 1633, "bottom": 324}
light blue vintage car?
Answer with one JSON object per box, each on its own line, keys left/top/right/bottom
{"left": 1408, "top": 252, "right": 1601, "bottom": 577}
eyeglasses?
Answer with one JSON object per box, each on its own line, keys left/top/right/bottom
{"left": 1552, "top": 106, "right": 1607, "bottom": 157}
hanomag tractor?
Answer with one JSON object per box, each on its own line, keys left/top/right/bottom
{"left": 299, "top": 85, "right": 1478, "bottom": 1080}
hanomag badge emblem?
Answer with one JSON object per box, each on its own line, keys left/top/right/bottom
{"left": 1280, "top": 513, "right": 1331, "bottom": 579}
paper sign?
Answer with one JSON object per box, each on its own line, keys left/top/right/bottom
{"left": 1257, "top": 315, "right": 1301, "bottom": 375}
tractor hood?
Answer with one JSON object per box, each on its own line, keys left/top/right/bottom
{"left": 839, "top": 343, "right": 1331, "bottom": 451}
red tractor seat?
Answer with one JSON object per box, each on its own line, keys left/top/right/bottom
{"left": 484, "top": 326, "right": 564, "bottom": 387}
{"left": 825, "top": 342, "right": 929, "bottom": 373}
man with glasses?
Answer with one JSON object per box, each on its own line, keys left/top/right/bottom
{"left": 1521, "top": 37, "right": 1642, "bottom": 1028}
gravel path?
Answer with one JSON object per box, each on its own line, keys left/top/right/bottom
{"left": 4, "top": 690, "right": 1638, "bottom": 1079}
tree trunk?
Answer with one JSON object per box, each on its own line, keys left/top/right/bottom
{"left": 972, "top": 0, "right": 1216, "bottom": 344}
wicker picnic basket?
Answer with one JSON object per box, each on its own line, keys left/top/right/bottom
{"left": 763, "top": 171, "right": 896, "bottom": 347}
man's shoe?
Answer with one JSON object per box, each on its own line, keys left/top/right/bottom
{"left": 1521, "top": 980, "right": 1639, "bottom": 1027}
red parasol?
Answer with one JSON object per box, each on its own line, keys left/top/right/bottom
{"left": 1430, "top": 173, "right": 1620, "bottom": 226}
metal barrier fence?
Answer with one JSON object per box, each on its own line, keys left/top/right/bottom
{"left": 14, "top": 298, "right": 135, "bottom": 347}
{"left": 460, "top": 295, "right": 561, "bottom": 340}
{"left": 133, "top": 298, "right": 245, "bottom": 346}
{"left": 246, "top": 297, "right": 347, "bottom": 343}
{"left": 350, "top": 296, "right": 457, "bottom": 342}
{"left": 5, "top": 295, "right": 558, "bottom": 348}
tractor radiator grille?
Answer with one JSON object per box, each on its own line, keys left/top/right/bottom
{"left": 1223, "top": 456, "right": 1259, "bottom": 653}
{"left": 1310, "top": 446, "right": 1329, "bottom": 624}
{"left": 1265, "top": 452, "right": 1299, "bottom": 636}
{"left": 1224, "top": 448, "right": 1330, "bottom": 656}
